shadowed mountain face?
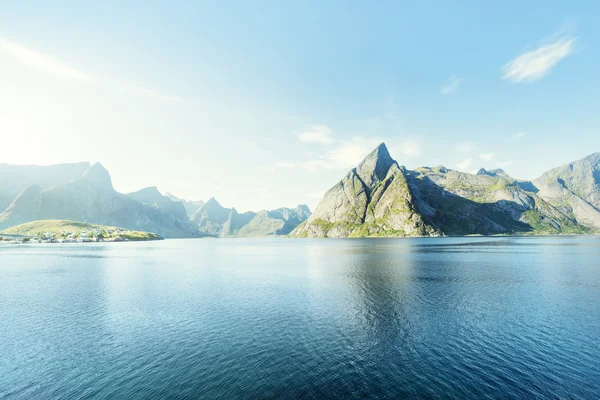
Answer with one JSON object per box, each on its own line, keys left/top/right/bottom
{"left": 189, "top": 199, "right": 312, "bottom": 237}
{"left": 0, "top": 162, "right": 90, "bottom": 212}
{"left": 292, "top": 143, "right": 596, "bottom": 238}
{"left": 165, "top": 192, "right": 205, "bottom": 216}
{"left": 532, "top": 153, "right": 600, "bottom": 229}
{"left": 0, "top": 163, "right": 198, "bottom": 238}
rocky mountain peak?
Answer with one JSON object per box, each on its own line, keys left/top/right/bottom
{"left": 134, "top": 186, "right": 162, "bottom": 198}
{"left": 81, "top": 162, "right": 113, "bottom": 190}
{"left": 355, "top": 142, "right": 396, "bottom": 188}
{"left": 295, "top": 204, "right": 311, "bottom": 216}
{"left": 205, "top": 197, "right": 223, "bottom": 208}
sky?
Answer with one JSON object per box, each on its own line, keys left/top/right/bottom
{"left": 1, "top": 1, "right": 600, "bottom": 212}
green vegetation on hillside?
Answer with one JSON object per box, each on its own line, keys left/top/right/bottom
{"left": 0, "top": 220, "right": 163, "bottom": 241}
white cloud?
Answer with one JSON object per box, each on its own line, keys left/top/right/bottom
{"left": 503, "top": 37, "right": 575, "bottom": 83}
{"left": 281, "top": 132, "right": 423, "bottom": 173}
{"left": 512, "top": 132, "right": 527, "bottom": 140}
{"left": 390, "top": 140, "right": 422, "bottom": 159}
{"left": 126, "top": 85, "right": 183, "bottom": 104}
{"left": 441, "top": 75, "right": 462, "bottom": 95}
{"left": 0, "top": 38, "right": 93, "bottom": 83}
{"left": 480, "top": 153, "right": 495, "bottom": 161}
{"left": 277, "top": 137, "right": 378, "bottom": 173}
{"left": 496, "top": 161, "right": 514, "bottom": 167}
{"left": 276, "top": 160, "right": 332, "bottom": 173}
{"left": 327, "top": 140, "right": 375, "bottom": 169}
{"left": 457, "top": 158, "right": 473, "bottom": 171}
{"left": 456, "top": 141, "right": 475, "bottom": 153}
{"left": 297, "top": 125, "right": 334, "bottom": 144}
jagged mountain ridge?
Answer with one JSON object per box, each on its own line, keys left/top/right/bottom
{"left": 165, "top": 192, "right": 205, "bottom": 216}
{"left": 190, "top": 198, "right": 312, "bottom": 237}
{"left": 0, "top": 161, "right": 90, "bottom": 212}
{"left": 293, "top": 143, "right": 597, "bottom": 238}
{"left": 0, "top": 163, "right": 197, "bottom": 238}
{"left": 292, "top": 143, "right": 439, "bottom": 238}
{"left": 532, "top": 153, "right": 600, "bottom": 229}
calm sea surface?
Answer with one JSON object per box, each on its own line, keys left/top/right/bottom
{"left": 1, "top": 237, "right": 600, "bottom": 399}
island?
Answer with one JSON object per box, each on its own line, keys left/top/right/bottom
{"left": 0, "top": 220, "right": 163, "bottom": 243}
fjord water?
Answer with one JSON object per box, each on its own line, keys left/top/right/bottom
{"left": 1, "top": 238, "right": 599, "bottom": 399}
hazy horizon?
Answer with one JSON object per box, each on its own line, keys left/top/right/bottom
{"left": 2, "top": 1, "right": 600, "bottom": 211}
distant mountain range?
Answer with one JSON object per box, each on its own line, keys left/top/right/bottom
{"left": 2, "top": 146, "right": 599, "bottom": 238}
{"left": 0, "top": 162, "right": 311, "bottom": 238}
{"left": 190, "top": 198, "right": 311, "bottom": 237}
{"left": 292, "top": 143, "right": 600, "bottom": 237}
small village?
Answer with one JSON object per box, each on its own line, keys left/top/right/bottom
{"left": 0, "top": 227, "right": 131, "bottom": 244}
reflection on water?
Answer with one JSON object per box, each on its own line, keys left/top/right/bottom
{"left": 1, "top": 237, "right": 600, "bottom": 399}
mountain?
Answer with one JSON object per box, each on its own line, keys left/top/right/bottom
{"left": 165, "top": 192, "right": 205, "bottom": 216}
{"left": 0, "top": 162, "right": 90, "bottom": 211}
{"left": 0, "top": 163, "right": 197, "bottom": 238}
{"left": 190, "top": 198, "right": 232, "bottom": 236}
{"left": 126, "top": 186, "right": 197, "bottom": 235}
{"left": 234, "top": 205, "right": 313, "bottom": 237}
{"left": 477, "top": 168, "right": 509, "bottom": 178}
{"left": 292, "top": 143, "right": 439, "bottom": 237}
{"left": 406, "top": 166, "right": 583, "bottom": 236}
{"left": 292, "top": 143, "right": 593, "bottom": 238}
{"left": 532, "top": 153, "right": 600, "bottom": 229}
{"left": 190, "top": 198, "right": 311, "bottom": 237}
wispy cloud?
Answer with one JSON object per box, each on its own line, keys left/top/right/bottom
{"left": 503, "top": 36, "right": 575, "bottom": 83}
{"left": 327, "top": 139, "right": 379, "bottom": 168}
{"left": 276, "top": 160, "right": 332, "bottom": 173}
{"left": 126, "top": 85, "right": 183, "bottom": 104}
{"left": 277, "top": 134, "right": 381, "bottom": 173}
{"left": 480, "top": 153, "right": 495, "bottom": 161}
{"left": 279, "top": 125, "right": 424, "bottom": 173}
{"left": 297, "top": 125, "right": 334, "bottom": 144}
{"left": 456, "top": 141, "right": 475, "bottom": 153}
{"left": 0, "top": 37, "right": 92, "bottom": 83}
{"left": 496, "top": 161, "right": 514, "bottom": 168}
{"left": 390, "top": 140, "right": 422, "bottom": 160}
{"left": 457, "top": 158, "right": 473, "bottom": 171}
{"left": 511, "top": 132, "right": 527, "bottom": 140}
{"left": 440, "top": 75, "right": 462, "bottom": 95}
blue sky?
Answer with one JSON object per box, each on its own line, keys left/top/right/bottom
{"left": 1, "top": 1, "right": 599, "bottom": 211}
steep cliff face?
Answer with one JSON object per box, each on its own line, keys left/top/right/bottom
{"left": 532, "top": 153, "right": 600, "bottom": 229}
{"left": 189, "top": 198, "right": 232, "bottom": 236}
{"left": 292, "top": 143, "right": 591, "bottom": 238}
{"left": 0, "top": 163, "right": 198, "bottom": 238}
{"left": 165, "top": 192, "right": 205, "bottom": 216}
{"left": 407, "top": 167, "right": 583, "bottom": 236}
{"left": 126, "top": 186, "right": 197, "bottom": 236}
{"left": 291, "top": 143, "right": 439, "bottom": 238}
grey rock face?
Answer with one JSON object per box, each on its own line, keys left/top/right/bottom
{"left": 0, "top": 161, "right": 90, "bottom": 212}
{"left": 407, "top": 168, "right": 578, "bottom": 235}
{"left": 293, "top": 143, "right": 593, "bottom": 238}
{"left": 292, "top": 143, "right": 439, "bottom": 238}
{"left": 165, "top": 192, "right": 205, "bottom": 216}
{"left": 0, "top": 163, "right": 198, "bottom": 238}
{"left": 532, "top": 153, "right": 600, "bottom": 229}
{"left": 189, "top": 198, "right": 312, "bottom": 237}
